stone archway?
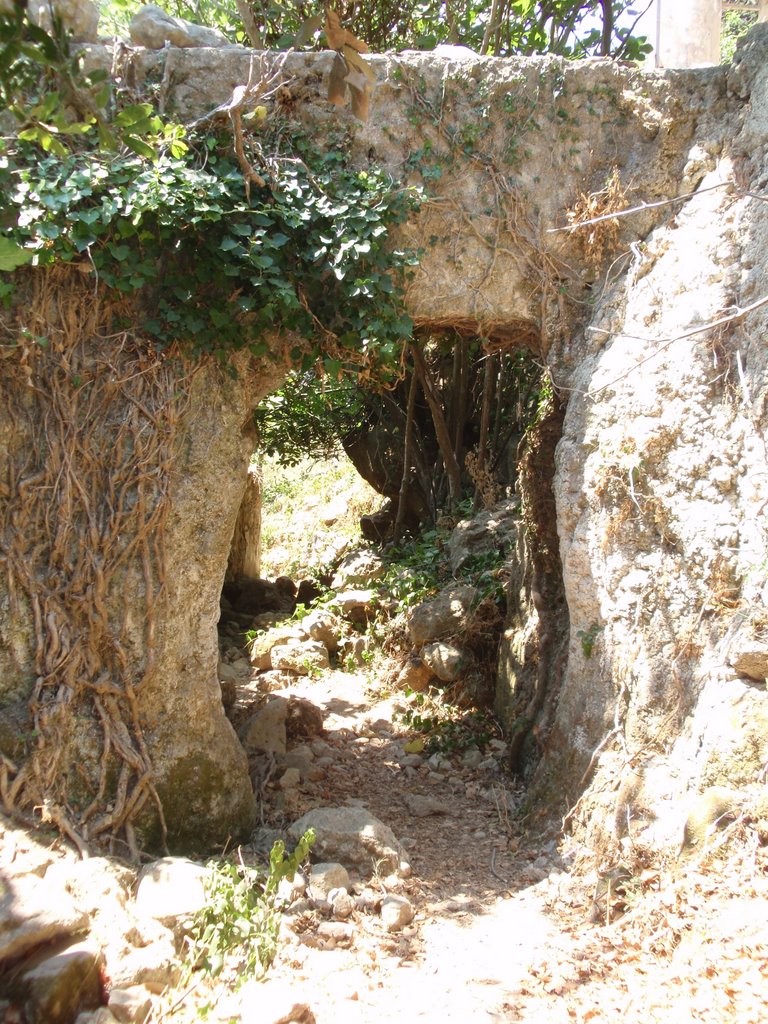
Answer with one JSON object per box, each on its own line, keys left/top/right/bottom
{"left": 4, "top": 32, "right": 768, "bottom": 855}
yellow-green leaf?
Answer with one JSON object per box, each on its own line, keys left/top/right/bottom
{"left": 0, "top": 238, "right": 33, "bottom": 272}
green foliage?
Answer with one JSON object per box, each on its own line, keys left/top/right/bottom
{"left": 185, "top": 831, "right": 315, "bottom": 987}
{"left": 379, "top": 501, "right": 510, "bottom": 608}
{"left": 96, "top": 0, "right": 650, "bottom": 58}
{"left": 256, "top": 373, "right": 367, "bottom": 465}
{"left": 397, "top": 691, "right": 495, "bottom": 754}
{"left": 721, "top": 10, "right": 757, "bottom": 63}
{"left": 577, "top": 621, "right": 602, "bottom": 657}
{"left": 2, "top": 111, "right": 418, "bottom": 369}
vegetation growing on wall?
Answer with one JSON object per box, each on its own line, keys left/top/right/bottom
{"left": 100, "top": 0, "right": 652, "bottom": 60}
{"left": 0, "top": 5, "right": 420, "bottom": 852}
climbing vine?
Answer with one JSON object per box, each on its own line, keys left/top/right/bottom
{"left": 0, "top": 7, "right": 421, "bottom": 852}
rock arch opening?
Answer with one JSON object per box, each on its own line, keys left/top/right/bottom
{"left": 215, "top": 325, "right": 570, "bottom": 837}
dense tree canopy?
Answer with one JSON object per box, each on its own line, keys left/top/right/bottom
{"left": 101, "top": 0, "right": 653, "bottom": 60}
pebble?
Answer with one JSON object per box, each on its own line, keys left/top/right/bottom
{"left": 317, "top": 921, "right": 356, "bottom": 943}
{"left": 309, "top": 863, "right": 350, "bottom": 899}
{"left": 461, "top": 747, "right": 484, "bottom": 769}
{"left": 279, "top": 768, "right": 301, "bottom": 790}
{"left": 330, "top": 890, "right": 355, "bottom": 919}
{"left": 380, "top": 895, "right": 415, "bottom": 932}
{"left": 108, "top": 985, "right": 153, "bottom": 1024}
{"left": 398, "top": 754, "right": 423, "bottom": 768}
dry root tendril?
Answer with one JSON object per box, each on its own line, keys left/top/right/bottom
{"left": 0, "top": 267, "right": 195, "bottom": 855}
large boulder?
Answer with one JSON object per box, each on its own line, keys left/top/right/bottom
{"left": 129, "top": 4, "right": 230, "bottom": 48}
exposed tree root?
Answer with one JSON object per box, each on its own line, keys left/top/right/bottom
{"left": 0, "top": 266, "right": 196, "bottom": 855}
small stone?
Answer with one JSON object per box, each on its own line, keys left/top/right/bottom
{"left": 135, "top": 858, "right": 208, "bottom": 922}
{"left": 20, "top": 940, "right": 103, "bottom": 1024}
{"left": 129, "top": 4, "right": 230, "bottom": 47}
{"left": 309, "top": 863, "right": 350, "bottom": 899}
{"left": 403, "top": 793, "right": 451, "bottom": 818}
{"left": 290, "top": 807, "right": 407, "bottom": 875}
{"left": 398, "top": 753, "right": 423, "bottom": 768}
{"left": 239, "top": 696, "right": 288, "bottom": 755}
{"left": 330, "top": 890, "right": 355, "bottom": 919}
{"left": 395, "top": 656, "right": 434, "bottom": 693}
{"left": 277, "top": 872, "right": 307, "bottom": 904}
{"left": 108, "top": 985, "right": 153, "bottom": 1024}
{"left": 271, "top": 639, "right": 329, "bottom": 675}
{"left": 421, "top": 641, "right": 466, "bottom": 682}
{"left": 302, "top": 609, "right": 343, "bottom": 653}
{"left": 407, "top": 585, "right": 478, "bottom": 646}
{"left": 237, "top": 977, "right": 316, "bottom": 1024}
{"left": 317, "top": 921, "right": 356, "bottom": 943}
{"left": 334, "top": 590, "right": 376, "bottom": 622}
{"left": 331, "top": 551, "right": 385, "bottom": 589}
{"left": 380, "top": 895, "right": 414, "bottom": 931}
{"left": 279, "top": 767, "right": 301, "bottom": 790}
{"left": 461, "top": 747, "right": 484, "bottom": 769}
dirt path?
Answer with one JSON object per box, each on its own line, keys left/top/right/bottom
{"left": 227, "top": 667, "right": 768, "bottom": 1024}
{"left": 241, "top": 669, "right": 579, "bottom": 1023}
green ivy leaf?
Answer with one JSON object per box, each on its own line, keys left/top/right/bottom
{"left": 0, "top": 237, "right": 33, "bottom": 272}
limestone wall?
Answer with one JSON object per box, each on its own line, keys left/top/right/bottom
{"left": 3, "top": 28, "right": 767, "bottom": 853}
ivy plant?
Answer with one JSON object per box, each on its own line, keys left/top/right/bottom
{"left": 0, "top": 8, "right": 421, "bottom": 377}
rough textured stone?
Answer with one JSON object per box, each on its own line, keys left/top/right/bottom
{"left": 421, "top": 641, "right": 465, "bottom": 682}
{"left": 334, "top": 589, "right": 377, "bottom": 622}
{"left": 18, "top": 940, "right": 103, "bottom": 1024}
{"left": 302, "top": 609, "right": 343, "bottom": 653}
{"left": 402, "top": 793, "right": 451, "bottom": 818}
{"left": 5, "top": 34, "right": 767, "bottom": 863}
{"left": 308, "top": 862, "right": 350, "bottom": 899}
{"left": 239, "top": 696, "right": 288, "bottom": 754}
{"left": 29, "top": 0, "right": 99, "bottom": 41}
{"left": 331, "top": 551, "right": 385, "bottom": 589}
{"left": 226, "top": 462, "right": 262, "bottom": 581}
{"left": 290, "top": 807, "right": 409, "bottom": 875}
{"left": 0, "top": 874, "right": 88, "bottom": 965}
{"left": 380, "top": 894, "right": 414, "bottom": 931}
{"left": 108, "top": 986, "right": 153, "bottom": 1024}
{"left": 528, "top": 32, "right": 768, "bottom": 851}
{"left": 395, "top": 655, "right": 435, "bottom": 692}
{"left": 129, "top": 4, "right": 229, "bottom": 48}
{"left": 237, "top": 978, "right": 316, "bottom": 1024}
{"left": 270, "top": 639, "right": 329, "bottom": 675}
{"left": 448, "top": 499, "right": 519, "bottom": 572}
{"left": 407, "top": 585, "right": 478, "bottom": 646}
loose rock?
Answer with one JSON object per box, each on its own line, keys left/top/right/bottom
{"left": 129, "top": 4, "right": 230, "bottom": 47}
{"left": 290, "top": 807, "right": 409, "bottom": 876}
{"left": 380, "top": 895, "right": 415, "bottom": 932}
{"left": 308, "top": 862, "right": 350, "bottom": 899}
{"left": 239, "top": 696, "right": 288, "bottom": 754}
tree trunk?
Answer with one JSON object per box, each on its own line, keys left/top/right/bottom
{"left": 226, "top": 462, "right": 262, "bottom": 581}
{"left": 411, "top": 341, "right": 462, "bottom": 509}
{"left": 394, "top": 365, "right": 419, "bottom": 540}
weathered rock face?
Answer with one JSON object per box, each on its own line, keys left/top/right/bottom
{"left": 0, "top": 275, "right": 285, "bottom": 851}
{"left": 4, "top": 28, "right": 768, "bottom": 856}
{"left": 535, "top": 29, "right": 768, "bottom": 854}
